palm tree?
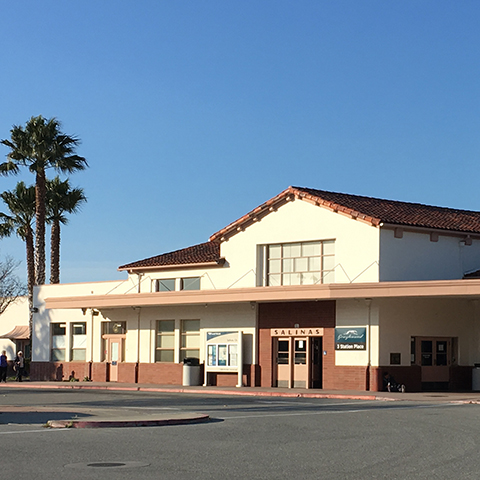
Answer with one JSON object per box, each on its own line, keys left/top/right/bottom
{"left": 0, "top": 116, "right": 88, "bottom": 285}
{"left": 0, "top": 182, "right": 36, "bottom": 335}
{"left": 46, "top": 177, "right": 87, "bottom": 284}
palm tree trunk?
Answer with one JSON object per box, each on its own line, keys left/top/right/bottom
{"left": 25, "top": 225, "right": 35, "bottom": 349}
{"left": 35, "top": 169, "right": 46, "bottom": 285}
{"left": 50, "top": 220, "right": 60, "bottom": 284}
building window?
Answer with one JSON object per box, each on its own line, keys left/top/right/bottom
{"left": 390, "top": 353, "right": 401, "bottom": 365}
{"left": 156, "top": 320, "right": 175, "bottom": 362}
{"left": 266, "top": 240, "right": 335, "bottom": 286}
{"left": 181, "top": 277, "right": 200, "bottom": 291}
{"left": 102, "top": 322, "right": 126, "bottom": 335}
{"left": 51, "top": 323, "right": 66, "bottom": 361}
{"left": 155, "top": 279, "right": 175, "bottom": 292}
{"left": 71, "top": 322, "right": 87, "bottom": 361}
{"left": 180, "top": 320, "right": 200, "bottom": 361}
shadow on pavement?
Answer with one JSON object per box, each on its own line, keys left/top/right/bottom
{"left": 0, "top": 410, "right": 90, "bottom": 425}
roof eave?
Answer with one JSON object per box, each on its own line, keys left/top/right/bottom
{"left": 209, "top": 186, "right": 383, "bottom": 243}
{"left": 44, "top": 279, "right": 480, "bottom": 310}
{"left": 380, "top": 223, "right": 480, "bottom": 238}
{"left": 118, "top": 258, "right": 226, "bottom": 273}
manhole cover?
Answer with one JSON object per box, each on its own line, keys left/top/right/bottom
{"left": 66, "top": 461, "right": 150, "bottom": 470}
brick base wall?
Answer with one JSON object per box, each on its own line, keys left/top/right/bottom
{"left": 118, "top": 363, "right": 137, "bottom": 383}
{"left": 31, "top": 362, "right": 91, "bottom": 381}
{"left": 91, "top": 362, "right": 107, "bottom": 382}
{"left": 449, "top": 366, "right": 472, "bottom": 391}
{"left": 205, "top": 365, "right": 253, "bottom": 387}
{"left": 30, "top": 360, "right": 473, "bottom": 392}
{"left": 372, "top": 366, "right": 472, "bottom": 392}
{"left": 137, "top": 363, "right": 183, "bottom": 384}
{"left": 371, "top": 366, "right": 421, "bottom": 392}
{"left": 323, "top": 365, "right": 370, "bottom": 391}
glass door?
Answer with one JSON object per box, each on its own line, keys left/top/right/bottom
{"left": 293, "top": 338, "right": 309, "bottom": 388}
{"left": 275, "top": 339, "right": 290, "bottom": 388}
{"left": 106, "top": 338, "right": 123, "bottom": 382}
{"left": 417, "top": 337, "right": 451, "bottom": 384}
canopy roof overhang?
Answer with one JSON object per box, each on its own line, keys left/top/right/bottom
{"left": 0, "top": 325, "right": 29, "bottom": 340}
{"left": 44, "top": 279, "right": 480, "bottom": 311}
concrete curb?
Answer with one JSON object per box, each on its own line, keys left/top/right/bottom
{"left": 5, "top": 382, "right": 478, "bottom": 403}
{"left": 0, "top": 382, "right": 384, "bottom": 401}
{"left": 46, "top": 413, "right": 210, "bottom": 429}
{"left": 139, "top": 386, "right": 383, "bottom": 401}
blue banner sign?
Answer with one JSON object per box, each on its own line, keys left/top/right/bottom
{"left": 335, "top": 328, "right": 366, "bottom": 350}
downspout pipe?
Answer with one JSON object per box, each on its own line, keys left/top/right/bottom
{"left": 365, "top": 298, "right": 372, "bottom": 391}
{"left": 136, "top": 307, "right": 141, "bottom": 383}
{"left": 89, "top": 308, "right": 95, "bottom": 380}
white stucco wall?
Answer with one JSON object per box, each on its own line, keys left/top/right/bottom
{"left": 33, "top": 280, "right": 128, "bottom": 362}
{"left": 335, "top": 299, "right": 379, "bottom": 367}
{"left": 33, "top": 279, "right": 256, "bottom": 365}
{"left": 134, "top": 199, "right": 381, "bottom": 292}
{"left": 379, "top": 229, "right": 480, "bottom": 281}
{"left": 0, "top": 297, "right": 29, "bottom": 360}
{"left": 377, "top": 297, "right": 477, "bottom": 366}
{"left": 101, "top": 303, "right": 256, "bottom": 365}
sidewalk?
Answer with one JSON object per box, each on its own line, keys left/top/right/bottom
{"left": 3, "top": 380, "right": 480, "bottom": 402}
{"left": 2, "top": 381, "right": 480, "bottom": 428}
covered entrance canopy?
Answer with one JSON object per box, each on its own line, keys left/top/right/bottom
{"left": 39, "top": 278, "right": 480, "bottom": 392}
{"left": 44, "top": 278, "right": 480, "bottom": 310}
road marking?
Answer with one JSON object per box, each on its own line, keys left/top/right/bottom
{"left": 218, "top": 402, "right": 462, "bottom": 420}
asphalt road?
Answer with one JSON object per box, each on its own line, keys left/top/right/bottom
{"left": 1, "top": 388, "right": 479, "bottom": 479}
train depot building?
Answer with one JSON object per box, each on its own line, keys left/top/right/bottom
{"left": 31, "top": 186, "right": 480, "bottom": 391}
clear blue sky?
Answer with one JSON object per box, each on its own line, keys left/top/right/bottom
{"left": 1, "top": 1, "right": 479, "bottom": 284}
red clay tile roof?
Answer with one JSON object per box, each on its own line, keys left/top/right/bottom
{"left": 210, "top": 186, "right": 480, "bottom": 242}
{"left": 122, "top": 186, "right": 480, "bottom": 271}
{"left": 118, "top": 242, "right": 223, "bottom": 271}
{"left": 294, "top": 187, "right": 480, "bottom": 233}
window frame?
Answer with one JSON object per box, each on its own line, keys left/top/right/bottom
{"left": 51, "top": 322, "right": 66, "bottom": 362}
{"left": 155, "top": 279, "right": 175, "bottom": 292}
{"left": 70, "top": 322, "right": 87, "bottom": 361}
{"left": 266, "top": 240, "right": 335, "bottom": 286}
{"left": 180, "top": 319, "right": 200, "bottom": 362}
{"left": 180, "top": 277, "right": 201, "bottom": 291}
{"left": 155, "top": 320, "right": 175, "bottom": 363}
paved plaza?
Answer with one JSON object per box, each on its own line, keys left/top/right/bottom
{"left": 1, "top": 384, "right": 480, "bottom": 478}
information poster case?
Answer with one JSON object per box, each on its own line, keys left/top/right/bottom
{"left": 204, "top": 331, "right": 243, "bottom": 387}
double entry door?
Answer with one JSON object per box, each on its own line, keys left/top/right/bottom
{"left": 275, "top": 337, "right": 323, "bottom": 389}
{"left": 416, "top": 337, "right": 452, "bottom": 384}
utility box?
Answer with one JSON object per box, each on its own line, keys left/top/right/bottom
{"left": 183, "top": 357, "right": 201, "bottom": 386}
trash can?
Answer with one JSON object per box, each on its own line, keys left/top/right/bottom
{"left": 183, "top": 357, "right": 201, "bottom": 386}
{"left": 473, "top": 364, "right": 480, "bottom": 391}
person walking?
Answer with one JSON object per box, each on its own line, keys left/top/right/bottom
{"left": 14, "top": 351, "right": 24, "bottom": 382}
{"left": 0, "top": 351, "right": 7, "bottom": 382}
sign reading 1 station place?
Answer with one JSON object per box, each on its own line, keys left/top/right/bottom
{"left": 204, "top": 331, "right": 243, "bottom": 387}
{"left": 335, "top": 328, "right": 367, "bottom": 351}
